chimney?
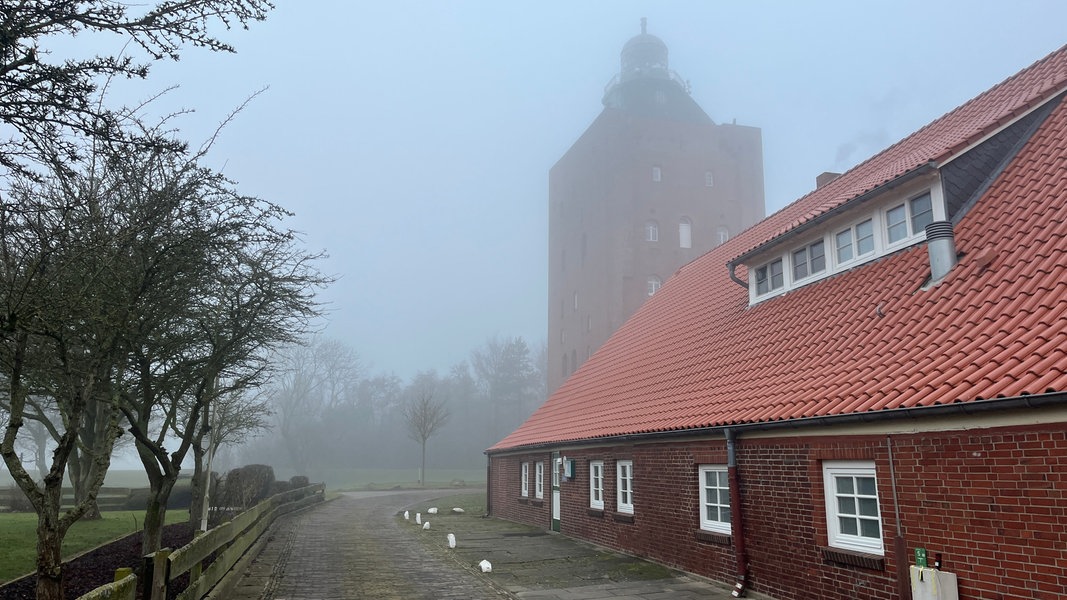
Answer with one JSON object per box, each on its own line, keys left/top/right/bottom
{"left": 816, "top": 172, "right": 841, "bottom": 189}
{"left": 925, "top": 221, "right": 957, "bottom": 283}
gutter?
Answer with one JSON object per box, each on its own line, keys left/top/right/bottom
{"left": 486, "top": 390, "right": 1067, "bottom": 455}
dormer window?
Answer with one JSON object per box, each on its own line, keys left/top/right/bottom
{"left": 792, "top": 240, "right": 826, "bottom": 281}
{"left": 755, "top": 258, "right": 784, "bottom": 295}
{"left": 740, "top": 179, "right": 947, "bottom": 306}
{"left": 835, "top": 218, "right": 874, "bottom": 264}
{"left": 886, "top": 193, "right": 934, "bottom": 245}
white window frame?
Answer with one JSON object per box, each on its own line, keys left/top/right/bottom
{"left": 792, "top": 239, "right": 826, "bottom": 282}
{"left": 645, "top": 221, "right": 659, "bottom": 242}
{"left": 747, "top": 180, "right": 946, "bottom": 306}
{"left": 521, "top": 462, "right": 529, "bottom": 497}
{"left": 705, "top": 171, "right": 714, "bottom": 187}
{"left": 698, "top": 465, "right": 731, "bottom": 534}
{"left": 535, "top": 461, "right": 544, "bottom": 499}
{"left": 754, "top": 257, "right": 784, "bottom": 296}
{"left": 589, "top": 460, "right": 604, "bottom": 510}
{"left": 616, "top": 460, "right": 634, "bottom": 514}
{"left": 716, "top": 227, "right": 729, "bottom": 246}
{"left": 647, "top": 276, "right": 661, "bottom": 296}
{"left": 823, "top": 460, "right": 883, "bottom": 555}
{"left": 679, "top": 217, "right": 692, "bottom": 249}
{"left": 652, "top": 166, "right": 662, "bottom": 182}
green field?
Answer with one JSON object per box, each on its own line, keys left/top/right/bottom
{"left": 0, "top": 509, "right": 189, "bottom": 584}
{"left": 294, "top": 467, "right": 486, "bottom": 491}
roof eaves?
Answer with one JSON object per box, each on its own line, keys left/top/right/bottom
{"left": 485, "top": 391, "right": 1067, "bottom": 455}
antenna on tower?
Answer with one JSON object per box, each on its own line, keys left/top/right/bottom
{"left": 640, "top": 17, "right": 647, "bottom": 35}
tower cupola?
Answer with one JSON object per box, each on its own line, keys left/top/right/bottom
{"left": 619, "top": 17, "right": 670, "bottom": 83}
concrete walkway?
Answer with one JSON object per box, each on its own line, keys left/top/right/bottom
{"left": 229, "top": 489, "right": 764, "bottom": 600}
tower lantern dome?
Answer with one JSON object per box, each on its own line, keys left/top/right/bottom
{"left": 620, "top": 17, "right": 669, "bottom": 83}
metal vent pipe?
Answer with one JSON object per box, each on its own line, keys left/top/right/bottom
{"left": 925, "top": 220, "right": 957, "bottom": 282}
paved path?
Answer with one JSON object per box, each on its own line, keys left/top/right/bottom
{"left": 230, "top": 489, "right": 765, "bottom": 600}
{"left": 231, "top": 490, "right": 504, "bottom": 600}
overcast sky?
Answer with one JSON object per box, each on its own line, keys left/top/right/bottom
{"left": 91, "top": 1, "right": 1067, "bottom": 379}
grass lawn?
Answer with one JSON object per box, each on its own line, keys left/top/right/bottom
{"left": 305, "top": 467, "right": 486, "bottom": 491}
{"left": 0, "top": 509, "right": 189, "bottom": 584}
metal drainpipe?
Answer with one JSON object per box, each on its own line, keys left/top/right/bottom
{"left": 485, "top": 455, "right": 493, "bottom": 517}
{"left": 725, "top": 428, "right": 749, "bottom": 597}
{"left": 886, "top": 436, "right": 910, "bottom": 600}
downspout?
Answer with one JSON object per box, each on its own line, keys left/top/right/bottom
{"left": 728, "top": 263, "right": 748, "bottom": 289}
{"left": 886, "top": 437, "right": 909, "bottom": 600}
{"left": 485, "top": 454, "right": 493, "bottom": 517}
{"left": 725, "top": 428, "right": 748, "bottom": 597}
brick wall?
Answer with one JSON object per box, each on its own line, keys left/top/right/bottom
{"left": 488, "top": 422, "right": 1067, "bottom": 600}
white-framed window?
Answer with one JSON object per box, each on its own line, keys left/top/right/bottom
{"left": 647, "top": 276, "right": 662, "bottom": 296}
{"left": 705, "top": 171, "right": 714, "bottom": 187}
{"left": 747, "top": 184, "right": 943, "bottom": 305}
{"left": 835, "top": 218, "right": 875, "bottom": 264}
{"left": 717, "top": 226, "right": 730, "bottom": 246}
{"left": 698, "top": 465, "right": 731, "bottom": 534}
{"left": 679, "top": 217, "right": 692, "bottom": 249}
{"left": 909, "top": 193, "right": 934, "bottom": 234}
{"left": 885, "top": 192, "right": 934, "bottom": 245}
{"left": 823, "top": 461, "right": 883, "bottom": 555}
{"left": 573, "top": 291, "right": 579, "bottom": 311}
{"left": 792, "top": 239, "right": 826, "bottom": 282}
{"left": 589, "top": 460, "right": 604, "bottom": 509}
{"left": 652, "top": 166, "right": 662, "bottom": 182}
{"left": 535, "top": 462, "right": 544, "bottom": 499}
{"left": 616, "top": 460, "right": 634, "bottom": 514}
{"left": 755, "top": 258, "right": 784, "bottom": 296}
{"left": 521, "top": 462, "right": 529, "bottom": 497}
{"left": 645, "top": 221, "right": 659, "bottom": 242}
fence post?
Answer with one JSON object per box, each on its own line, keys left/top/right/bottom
{"left": 141, "top": 548, "right": 171, "bottom": 600}
{"left": 115, "top": 567, "right": 133, "bottom": 582}
{"left": 190, "top": 530, "right": 205, "bottom": 583}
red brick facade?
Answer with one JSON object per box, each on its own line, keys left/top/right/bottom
{"left": 488, "top": 420, "right": 1067, "bottom": 599}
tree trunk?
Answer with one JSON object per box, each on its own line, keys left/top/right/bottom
{"left": 142, "top": 476, "right": 176, "bottom": 553}
{"left": 68, "top": 454, "right": 102, "bottom": 520}
{"left": 420, "top": 439, "right": 426, "bottom": 486}
{"left": 35, "top": 483, "right": 67, "bottom": 600}
{"left": 189, "top": 443, "right": 205, "bottom": 529}
{"left": 35, "top": 520, "right": 65, "bottom": 600}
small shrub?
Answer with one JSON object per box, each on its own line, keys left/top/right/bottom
{"left": 219, "top": 464, "right": 276, "bottom": 509}
{"left": 289, "top": 475, "right": 309, "bottom": 488}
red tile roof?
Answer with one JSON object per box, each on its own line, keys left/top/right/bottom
{"left": 492, "top": 45, "right": 1067, "bottom": 452}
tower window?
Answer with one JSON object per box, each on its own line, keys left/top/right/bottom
{"left": 645, "top": 221, "right": 659, "bottom": 242}
{"left": 652, "top": 166, "right": 662, "bottom": 182}
{"left": 705, "top": 171, "right": 714, "bottom": 187}
{"left": 717, "top": 227, "right": 730, "bottom": 246}
{"left": 679, "top": 217, "right": 692, "bottom": 249}
{"left": 647, "top": 276, "right": 662, "bottom": 296}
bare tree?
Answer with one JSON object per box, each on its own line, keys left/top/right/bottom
{"left": 402, "top": 371, "right": 450, "bottom": 486}
{"left": 471, "top": 335, "right": 539, "bottom": 440}
{"left": 0, "top": 0, "right": 272, "bottom": 173}
{"left": 267, "top": 336, "right": 360, "bottom": 477}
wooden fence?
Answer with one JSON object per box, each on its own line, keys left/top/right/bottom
{"left": 76, "top": 483, "right": 326, "bottom": 600}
